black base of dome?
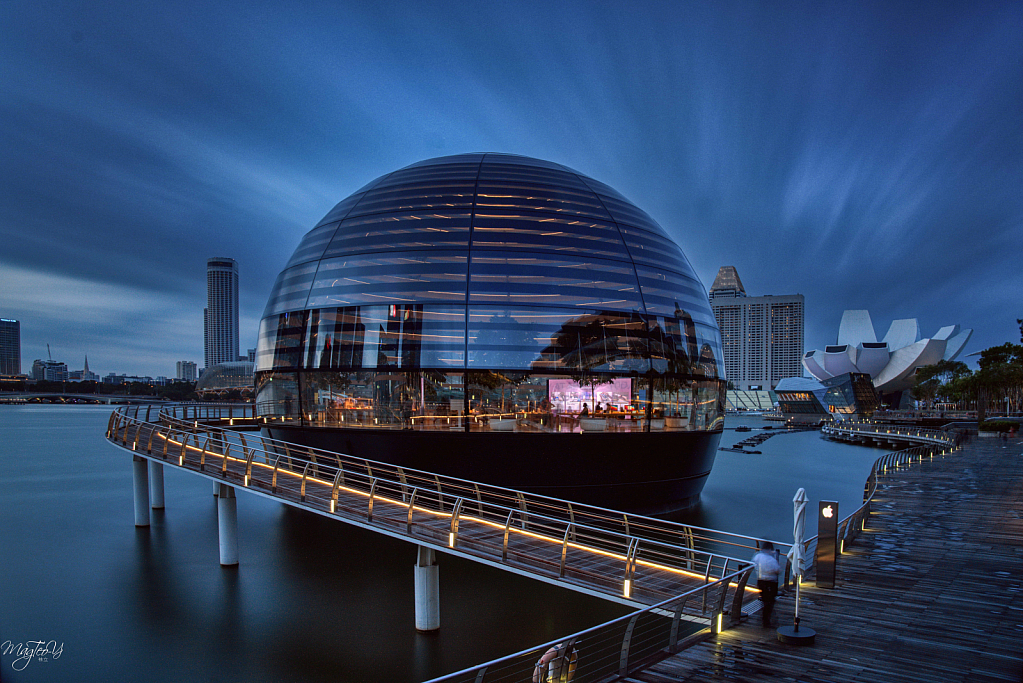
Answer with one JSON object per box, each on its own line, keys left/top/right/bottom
{"left": 260, "top": 425, "right": 721, "bottom": 515}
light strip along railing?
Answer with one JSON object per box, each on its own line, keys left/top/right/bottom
{"left": 145, "top": 405, "right": 789, "bottom": 563}
{"left": 107, "top": 406, "right": 759, "bottom": 611}
{"left": 801, "top": 424, "right": 962, "bottom": 570}
{"left": 424, "top": 566, "right": 752, "bottom": 683}
{"left": 823, "top": 420, "right": 952, "bottom": 445}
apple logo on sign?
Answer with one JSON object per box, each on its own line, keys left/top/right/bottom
{"left": 822, "top": 505, "right": 834, "bottom": 519}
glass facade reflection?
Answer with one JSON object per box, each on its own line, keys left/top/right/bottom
{"left": 255, "top": 154, "right": 725, "bottom": 436}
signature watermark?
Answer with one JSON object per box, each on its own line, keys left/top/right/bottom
{"left": 2, "top": 640, "right": 64, "bottom": 671}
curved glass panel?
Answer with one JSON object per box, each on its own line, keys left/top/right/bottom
{"left": 617, "top": 223, "right": 695, "bottom": 274}
{"left": 261, "top": 262, "right": 318, "bottom": 318}
{"left": 468, "top": 254, "right": 642, "bottom": 309}
{"left": 633, "top": 266, "right": 717, "bottom": 323}
{"left": 255, "top": 367, "right": 724, "bottom": 433}
{"left": 285, "top": 222, "right": 341, "bottom": 268}
{"left": 470, "top": 212, "right": 627, "bottom": 260}
{"left": 305, "top": 252, "right": 469, "bottom": 308}
{"left": 468, "top": 307, "right": 651, "bottom": 372}
{"left": 323, "top": 211, "right": 472, "bottom": 258}
{"left": 314, "top": 192, "right": 367, "bottom": 228}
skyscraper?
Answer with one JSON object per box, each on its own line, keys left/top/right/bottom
{"left": 204, "top": 258, "right": 239, "bottom": 370}
{"left": 709, "top": 266, "right": 804, "bottom": 390}
{"left": 0, "top": 318, "right": 20, "bottom": 375}
{"left": 176, "top": 360, "right": 198, "bottom": 382}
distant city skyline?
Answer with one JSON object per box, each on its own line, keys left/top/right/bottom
{"left": 2, "top": 2, "right": 1021, "bottom": 377}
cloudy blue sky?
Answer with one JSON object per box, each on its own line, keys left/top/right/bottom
{"left": 2, "top": 0, "right": 1021, "bottom": 378}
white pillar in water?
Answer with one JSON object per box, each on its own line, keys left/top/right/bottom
{"left": 150, "top": 462, "right": 165, "bottom": 509}
{"left": 217, "top": 483, "right": 239, "bottom": 566}
{"left": 414, "top": 545, "right": 439, "bottom": 631}
{"left": 132, "top": 456, "right": 150, "bottom": 527}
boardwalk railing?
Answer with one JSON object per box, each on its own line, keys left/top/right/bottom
{"left": 823, "top": 421, "right": 953, "bottom": 445}
{"left": 803, "top": 422, "right": 963, "bottom": 570}
{"left": 116, "top": 404, "right": 785, "bottom": 561}
{"left": 107, "top": 405, "right": 760, "bottom": 612}
{"left": 423, "top": 566, "right": 752, "bottom": 683}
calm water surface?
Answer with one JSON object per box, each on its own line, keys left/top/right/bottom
{"left": 0, "top": 406, "right": 885, "bottom": 682}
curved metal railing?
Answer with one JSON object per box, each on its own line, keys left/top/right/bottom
{"left": 423, "top": 566, "right": 752, "bottom": 683}
{"left": 823, "top": 420, "right": 952, "bottom": 444}
{"left": 107, "top": 405, "right": 759, "bottom": 613}
{"left": 124, "top": 404, "right": 789, "bottom": 561}
{"left": 802, "top": 423, "right": 962, "bottom": 568}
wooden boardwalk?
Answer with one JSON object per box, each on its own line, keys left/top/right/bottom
{"left": 627, "top": 435, "right": 1023, "bottom": 683}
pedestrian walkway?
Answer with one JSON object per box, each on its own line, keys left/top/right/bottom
{"left": 626, "top": 435, "right": 1023, "bottom": 683}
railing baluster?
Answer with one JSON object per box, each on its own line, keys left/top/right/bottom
{"left": 300, "top": 461, "right": 311, "bottom": 501}
{"left": 502, "top": 509, "right": 514, "bottom": 562}
{"left": 406, "top": 488, "right": 420, "bottom": 535}
{"left": 449, "top": 497, "right": 464, "bottom": 549}
{"left": 367, "top": 479, "right": 378, "bottom": 523}
{"left": 619, "top": 613, "right": 639, "bottom": 676}
{"left": 559, "top": 524, "right": 573, "bottom": 578}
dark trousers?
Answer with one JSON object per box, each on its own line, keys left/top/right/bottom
{"left": 757, "top": 579, "right": 778, "bottom": 625}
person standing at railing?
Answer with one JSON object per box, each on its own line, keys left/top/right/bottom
{"left": 752, "top": 541, "right": 781, "bottom": 627}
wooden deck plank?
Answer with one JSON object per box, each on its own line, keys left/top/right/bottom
{"left": 635, "top": 435, "right": 1023, "bottom": 683}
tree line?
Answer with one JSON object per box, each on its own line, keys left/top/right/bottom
{"left": 913, "top": 320, "right": 1023, "bottom": 421}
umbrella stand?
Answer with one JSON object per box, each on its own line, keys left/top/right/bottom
{"left": 778, "top": 488, "right": 816, "bottom": 645}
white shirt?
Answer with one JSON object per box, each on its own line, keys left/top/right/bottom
{"left": 752, "top": 549, "right": 781, "bottom": 581}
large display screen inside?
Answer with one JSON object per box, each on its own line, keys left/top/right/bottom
{"left": 548, "top": 378, "right": 632, "bottom": 412}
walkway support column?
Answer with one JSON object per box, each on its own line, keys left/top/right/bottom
{"left": 414, "top": 545, "right": 439, "bottom": 632}
{"left": 132, "top": 455, "right": 150, "bottom": 527}
{"left": 217, "top": 483, "right": 239, "bottom": 566}
{"left": 150, "top": 462, "right": 165, "bottom": 509}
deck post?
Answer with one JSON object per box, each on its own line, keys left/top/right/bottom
{"left": 132, "top": 455, "right": 150, "bottom": 527}
{"left": 217, "top": 484, "right": 239, "bottom": 566}
{"left": 150, "top": 462, "right": 165, "bottom": 509}
{"left": 414, "top": 545, "right": 439, "bottom": 631}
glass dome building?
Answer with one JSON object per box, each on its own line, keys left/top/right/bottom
{"left": 255, "top": 154, "right": 725, "bottom": 513}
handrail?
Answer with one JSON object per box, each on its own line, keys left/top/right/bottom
{"left": 141, "top": 403, "right": 790, "bottom": 562}
{"left": 423, "top": 566, "right": 754, "bottom": 683}
{"left": 801, "top": 423, "right": 962, "bottom": 574}
{"left": 107, "top": 405, "right": 759, "bottom": 612}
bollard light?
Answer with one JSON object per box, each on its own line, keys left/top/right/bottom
{"left": 330, "top": 500, "right": 336, "bottom": 513}
{"left": 624, "top": 579, "right": 632, "bottom": 598}
{"left": 449, "top": 532, "right": 455, "bottom": 548}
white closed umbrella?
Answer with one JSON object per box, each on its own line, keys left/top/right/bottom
{"left": 786, "top": 488, "right": 808, "bottom": 631}
{"left": 787, "top": 487, "right": 807, "bottom": 580}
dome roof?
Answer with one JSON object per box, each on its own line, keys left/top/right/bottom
{"left": 257, "top": 153, "right": 722, "bottom": 374}
{"left": 196, "top": 361, "right": 254, "bottom": 393}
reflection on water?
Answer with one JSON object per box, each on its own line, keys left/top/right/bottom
{"left": 0, "top": 407, "right": 886, "bottom": 682}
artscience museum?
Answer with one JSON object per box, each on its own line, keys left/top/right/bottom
{"left": 253, "top": 154, "right": 726, "bottom": 513}
{"left": 803, "top": 309, "right": 972, "bottom": 402}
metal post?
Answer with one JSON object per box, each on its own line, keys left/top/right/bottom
{"left": 132, "top": 456, "right": 150, "bottom": 527}
{"left": 217, "top": 484, "right": 239, "bottom": 566}
{"left": 150, "top": 462, "right": 165, "bottom": 509}
{"left": 414, "top": 545, "right": 439, "bottom": 632}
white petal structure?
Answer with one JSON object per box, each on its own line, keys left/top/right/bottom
{"left": 803, "top": 310, "right": 972, "bottom": 393}
{"left": 838, "top": 310, "right": 876, "bottom": 346}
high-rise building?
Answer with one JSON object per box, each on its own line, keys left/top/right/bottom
{"left": 204, "top": 258, "right": 239, "bottom": 371}
{"left": 709, "top": 266, "right": 804, "bottom": 390}
{"left": 0, "top": 318, "right": 20, "bottom": 375}
{"left": 32, "top": 358, "right": 69, "bottom": 382}
{"left": 176, "top": 360, "right": 198, "bottom": 382}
